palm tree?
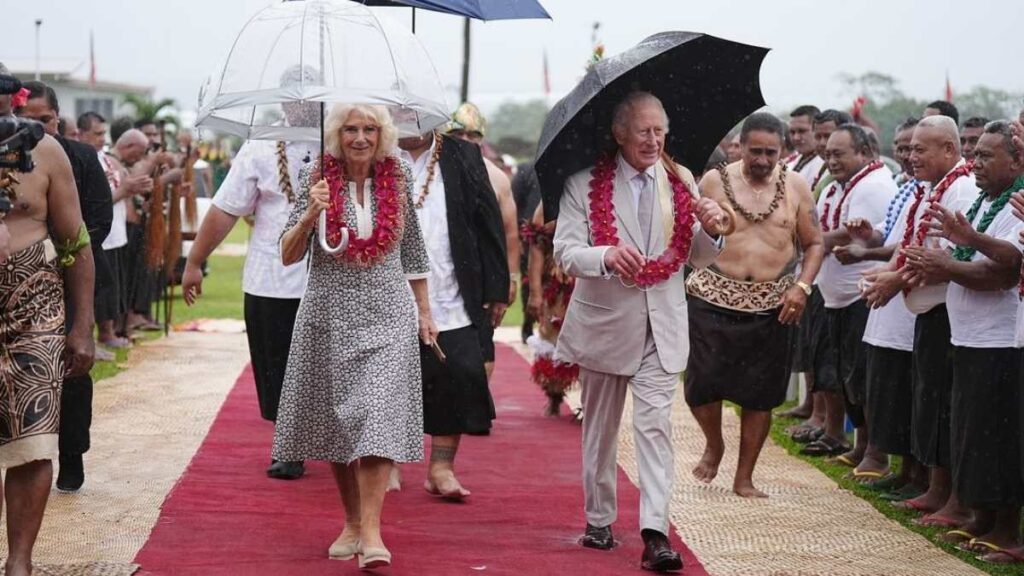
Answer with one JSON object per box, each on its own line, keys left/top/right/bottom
{"left": 122, "top": 94, "right": 180, "bottom": 127}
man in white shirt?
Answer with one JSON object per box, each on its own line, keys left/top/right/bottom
{"left": 800, "top": 125, "right": 895, "bottom": 465}
{"left": 396, "top": 130, "right": 508, "bottom": 500}
{"left": 907, "top": 120, "right": 1024, "bottom": 554}
{"left": 863, "top": 115, "right": 977, "bottom": 523}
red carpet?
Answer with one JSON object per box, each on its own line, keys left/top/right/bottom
{"left": 134, "top": 345, "right": 706, "bottom": 575}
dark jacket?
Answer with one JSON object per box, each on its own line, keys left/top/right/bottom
{"left": 57, "top": 136, "right": 113, "bottom": 290}
{"left": 435, "top": 135, "right": 509, "bottom": 329}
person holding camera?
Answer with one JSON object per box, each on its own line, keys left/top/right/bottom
{"left": 0, "top": 64, "right": 96, "bottom": 576}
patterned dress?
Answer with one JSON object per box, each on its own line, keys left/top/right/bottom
{"left": 272, "top": 159, "right": 430, "bottom": 464}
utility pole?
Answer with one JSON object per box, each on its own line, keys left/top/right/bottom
{"left": 459, "top": 17, "right": 471, "bottom": 104}
{"left": 34, "top": 19, "right": 43, "bottom": 80}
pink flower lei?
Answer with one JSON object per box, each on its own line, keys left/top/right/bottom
{"left": 587, "top": 153, "right": 695, "bottom": 287}
{"left": 319, "top": 153, "right": 406, "bottom": 267}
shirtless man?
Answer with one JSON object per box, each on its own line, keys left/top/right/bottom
{"left": 685, "top": 112, "right": 824, "bottom": 497}
{"left": 446, "top": 102, "right": 516, "bottom": 381}
{"left": 0, "top": 71, "right": 95, "bottom": 576}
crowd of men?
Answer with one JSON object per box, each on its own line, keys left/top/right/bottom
{"left": 4, "top": 50, "right": 1024, "bottom": 571}
{"left": 771, "top": 100, "right": 1024, "bottom": 563}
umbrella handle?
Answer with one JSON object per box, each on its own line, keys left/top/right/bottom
{"left": 318, "top": 211, "right": 350, "bottom": 254}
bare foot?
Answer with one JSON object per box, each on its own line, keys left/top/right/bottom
{"left": 386, "top": 465, "right": 401, "bottom": 492}
{"left": 424, "top": 469, "right": 471, "bottom": 500}
{"left": 4, "top": 561, "right": 32, "bottom": 576}
{"left": 733, "top": 480, "right": 769, "bottom": 498}
{"left": 692, "top": 444, "right": 724, "bottom": 484}
{"left": 776, "top": 406, "right": 811, "bottom": 420}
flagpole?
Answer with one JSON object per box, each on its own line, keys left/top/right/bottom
{"left": 34, "top": 19, "right": 43, "bottom": 80}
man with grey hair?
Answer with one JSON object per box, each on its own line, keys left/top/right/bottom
{"left": 182, "top": 66, "right": 318, "bottom": 480}
{"left": 863, "top": 114, "right": 978, "bottom": 526}
{"left": 909, "top": 119, "right": 1024, "bottom": 555}
{"left": 554, "top": 91, "right": 727, "bottom": 571}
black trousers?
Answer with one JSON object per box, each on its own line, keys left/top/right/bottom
{"left": 60, "top": 375, "right": 92, "bottom": 455}
{"left": 244, "top": 293, "right": 301, "bottom": 422}
{"left": 825, "top": 300, "right": 870, "bottom": 428}
{"left": 912, "top": 305, "right": 954, "bottom": 468}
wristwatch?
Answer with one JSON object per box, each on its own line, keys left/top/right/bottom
{"left": 795, "top": 280, "right": 812, "bottom": 296}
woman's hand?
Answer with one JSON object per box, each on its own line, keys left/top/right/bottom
{"left": 418, "top": 312, "right": 439, "bottom": 346}
{"left": 302, "top": 179, "right": 331, "bottom": 226}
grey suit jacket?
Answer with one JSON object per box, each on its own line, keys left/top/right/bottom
{"left": 553, "top": 157, "right": 721, "bottom": 376}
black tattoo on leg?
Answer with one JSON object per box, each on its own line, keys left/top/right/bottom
{"left": 430, "top": 445, "right": 458, "bottom": 463}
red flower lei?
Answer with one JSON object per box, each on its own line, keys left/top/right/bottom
{"left": 819, "top": 160, "right": 884, "bottom": 232}
{"left": 894, "top": 162, "right": 973, "bottom": 270}
{"left": 319, "top": 153, "right": 406, "bottom": 267}
{"left": 588, "top": 153, "right": 695, "bottom": 287}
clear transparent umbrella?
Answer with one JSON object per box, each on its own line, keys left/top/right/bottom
{"left": 195, "top": 0, "right": 451, "bottom": 142}
{"left": 196, "top": 0, "right": 451, "bottom": 252}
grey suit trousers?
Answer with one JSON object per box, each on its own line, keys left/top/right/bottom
{"left": 580, "top": 325, "right": 677, "bottom": 535}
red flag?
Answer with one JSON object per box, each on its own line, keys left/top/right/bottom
{"left": 944, "top": 71, "right": 953, "bottom": 103}
{"left": 89, "top": 30, "right": 96, "bottom": 87}
{"left": 543, "top": 49, "right": 550, "bottom": 97}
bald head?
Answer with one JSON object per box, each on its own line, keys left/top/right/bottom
{"left": 910, "top": 116, "right": 962, "bottom": 183}
{"left": 115, "top": 128, "right": 149, "bottom": 165}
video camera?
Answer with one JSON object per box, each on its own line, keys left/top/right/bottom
{"left": 0, "top": 73, "right": 45, "bottom": 215}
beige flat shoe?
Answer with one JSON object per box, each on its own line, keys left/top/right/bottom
{"left": 328, "top": 535, "right": 360, "bottom": 560}
{"left": 358, "top": 545, "right": 392, "bottom": 569}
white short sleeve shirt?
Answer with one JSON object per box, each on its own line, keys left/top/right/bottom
{"left": 211, "top": 139, "right": 317, "bottom": 300}
{"left": 817, "top": 164, "right": 897, "bottom": 309}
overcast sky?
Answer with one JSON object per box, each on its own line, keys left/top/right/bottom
{"left": 5, "top": 0, "right": 1023, "bottom": 120}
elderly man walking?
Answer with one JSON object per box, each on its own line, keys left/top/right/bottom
{"left": 554, "top": 91, "right": 726, "bottom": 572}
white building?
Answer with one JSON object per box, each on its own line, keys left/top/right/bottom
{"left": 6, "top": 59, "right": 152, "bottom": 121}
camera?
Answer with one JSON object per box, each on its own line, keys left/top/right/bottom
{"left": 1, "top": 73, "right": 45, "bottom": 215}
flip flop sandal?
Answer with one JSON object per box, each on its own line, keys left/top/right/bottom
{"left": 792, "top": 426, "right": 824, "bottom": 444}
{"left": 958, "top": 538, "right": 1003, "bottom": 553}
{"left": 913, "top": 514, "right": 961, "bottom": 528}
{"left": 861, "top": 472, "right": 903, "bottom": 491}
{"left": 978, "top": 547, "right": 1024, "bottom": 564}
{"left": 800, "top": 436, "right": 851, "bottom": 457}
{"left": 880, "top": 484, "right": 924, "bottom": 501}
{"left": 891, "top": 498, "right": 931, "bottom": 513}
{"left": 942, "top": 530, "right": 977, "bottom": 543}
{"left": 833, "top": 454, "right": 861, "bottom": 467}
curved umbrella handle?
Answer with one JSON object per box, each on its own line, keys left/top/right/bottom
{"left": 318, "top": 211, "right": 350, "bottom": 254}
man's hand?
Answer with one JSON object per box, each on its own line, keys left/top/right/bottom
{"left": 159, "top": 168, "right": 184, "bottom": 187}
{"left": 845, "top": 218, "right": 875, "bottom": 243}
{"left": 862, "top": 267, "right": 903, "bottom": 309}
{"left": 64, "top": 325, "right": 96, "bottom": 377}
{"left": 484, "top": 301, "right": 509, "bottom": 327}
{"left": 777, "top": 285, "right": 807, "bottom": 325}
{"left": 182, "top": 262, "right": 204, "bottom": 306}
{"left": 926, "top": 203, "right": 975, "bottom": 247}
{"left": 527, "top": 291, "right": 543, "bottom": 320}
{"left": 123, "top": 174, "right": 154, "bottom": 196}
{"left": 1011, "top": 190, "right": 1024, "bottom": 223}
{"left": 1011, "top": 120, "right": 1024, "bottom": 157}
{"left": 902, "top": 246, "right": 953, "bottom": 285}
{"left": 695, "top": 197, "right": 728, "bottom": 236}
{"left": 833, "top": 244, "right": 866, "bottom": 265}
{"left": 603, "top": 245, "right": 645, "bottom": 278}
{"left": 0, "top": 221, "right": 10, "bottom": 264}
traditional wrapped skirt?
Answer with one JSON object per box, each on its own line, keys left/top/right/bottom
{"left": 0, "top": 239, "right": 65, "bottom": 468}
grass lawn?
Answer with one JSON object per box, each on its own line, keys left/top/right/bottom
{"left": 771, "top": 404, "right": 1020, "bottom": 576}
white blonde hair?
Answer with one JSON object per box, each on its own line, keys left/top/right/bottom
{"left": 324, "top": 103, "right": 397, "bottom": 163}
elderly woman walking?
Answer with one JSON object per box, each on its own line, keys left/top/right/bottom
{"left": 274, "top": 103, "right": 435, "bottom": 569}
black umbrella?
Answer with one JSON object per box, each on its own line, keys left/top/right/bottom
{"left": 535, "top": 31, "right": 769, "bottom": 221}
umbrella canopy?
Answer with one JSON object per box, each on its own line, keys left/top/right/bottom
{"left": 356, "top": 0, "right": 551, "bottom": 20}
{"left": 196, "top": 0, "right": 450, "bottom": 140}
{"left": 535, "top": 31, "right": 769, "bottom": 221}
